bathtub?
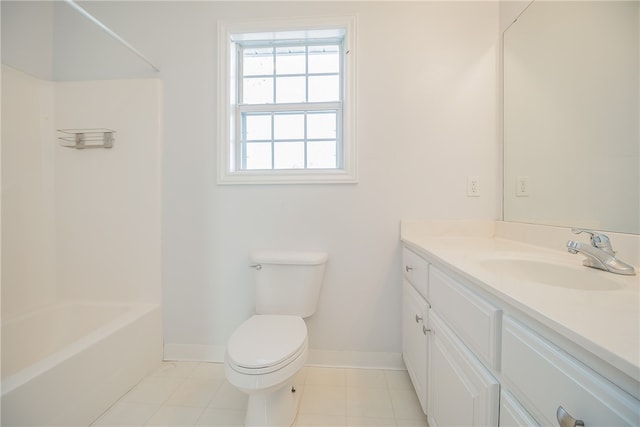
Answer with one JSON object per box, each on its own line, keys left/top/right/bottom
{"left": 1, "top": 301, "right": 162, "bottom": 426}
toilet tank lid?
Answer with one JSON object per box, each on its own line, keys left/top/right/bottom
{"left": 251, "top": 251, "right": 328, "bottom": 265}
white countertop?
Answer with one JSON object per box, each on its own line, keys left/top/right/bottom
{"left": 401, "top": 223, "right": 640, "bottom": 384}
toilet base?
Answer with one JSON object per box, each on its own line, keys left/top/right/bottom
{"left": 245, "top": 381, "right": 301, "bottom": 427}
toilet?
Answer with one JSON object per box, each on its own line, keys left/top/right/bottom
{"left": 224, "top": 250, "right": 328, "bottom": 427}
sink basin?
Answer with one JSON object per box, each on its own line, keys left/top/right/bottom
{"left": 479, "top": 257, "right": 626, "bottom": 291}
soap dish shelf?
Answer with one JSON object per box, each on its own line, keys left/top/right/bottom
{"left": 58, "top": 129, "right": 115, "bottom": 149}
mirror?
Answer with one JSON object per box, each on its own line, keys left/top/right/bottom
{"left": 503, "top": 1, "right": 639, "bottom": 234}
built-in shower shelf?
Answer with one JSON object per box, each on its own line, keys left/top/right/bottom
{"left": 58, "top": 129, "right": 115, "bottom": 149}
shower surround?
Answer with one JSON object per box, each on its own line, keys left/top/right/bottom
{"left": 1, "top": 65, "right": 163, "bottom": 425}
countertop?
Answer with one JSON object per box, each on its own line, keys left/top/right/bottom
{"left": 401, "top": 229, "right": 640, "bottom": 384}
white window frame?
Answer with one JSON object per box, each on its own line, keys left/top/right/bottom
{"left": 217, "top": 16, "right": 357, "bottom": 184}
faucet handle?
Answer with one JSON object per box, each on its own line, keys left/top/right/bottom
{"left": 571, "top": 228, "right": 614, "bottom": 254}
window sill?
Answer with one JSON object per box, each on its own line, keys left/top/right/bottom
{"left": 217, "top": 169, "right": 358, "bottom": 185}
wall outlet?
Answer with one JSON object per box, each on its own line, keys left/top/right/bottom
{"left": 467, "top": 176, "right": 480, "bottom": 197}
{"left": 516, "top": 176, "right": 529, "bottom": 197}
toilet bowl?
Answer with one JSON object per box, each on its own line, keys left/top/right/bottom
{"left": 224, "top": 250, "right": 328, "bottom": 427}
{"left": 225, "top": 315, "right": 308, "bottom": 427}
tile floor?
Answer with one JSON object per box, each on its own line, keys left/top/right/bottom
{"left": 92, "top": 362, "right": 428, "bottom": 427}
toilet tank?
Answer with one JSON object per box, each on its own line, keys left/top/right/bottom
{"left": 251, "top": 251, "right": 328, "bottom": 318}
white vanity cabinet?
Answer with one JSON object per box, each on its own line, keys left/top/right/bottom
{"left": 427, "top": 265, "right": 500, "bottom": 427}
{"left": 400, "top": 240, "right": 639, "bottom": 427}
{"left": 502, "top": 316, "right": 640, "bottom": 427}
{"left": 402, "top": 246, "right": 429, "bottom": 297}
{"left": 500, "top": 391, "right": 540, "bottom": 427}
{"left": 429, "top": 266, "right": 501, "bottom": 369}
{"left": 402, "top": 280, "right": 429, "bottom": 413}
{"left": 401, "top": 247, "right": 430, "bottom": 414}
{"left": 428, "top": 311, "right": 500, "bottom": 427}
{"left": 401, "top": 246, "right": 500, "bottom": 425}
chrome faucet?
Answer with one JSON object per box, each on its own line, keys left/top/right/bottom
{"left": 567, "top": 228, "right": 636, "bottom": 275}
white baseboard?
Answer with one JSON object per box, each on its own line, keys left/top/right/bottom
{"left": 164, "top": 343, "right": 405, "bottom": 371}
{"left": 306, "top": 349, "right": 405, "bottom": 370}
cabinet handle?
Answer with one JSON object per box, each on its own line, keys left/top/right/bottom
{"left": 422, "top": 325, "right": 431, "bottom": 335}
{"left": 557, "top": 406, "right": 585, "bottom": 427}
{"left": 415, "top": 314, "right": 423, "bottom": 323}
{"left": 405, "top": 265, "right": 413, "bottom": 272}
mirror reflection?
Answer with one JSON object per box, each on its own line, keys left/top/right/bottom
{"left": 503, "top": 1, "right": 639, "bottom": 234}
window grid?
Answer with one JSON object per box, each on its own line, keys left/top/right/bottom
{"left": 236, "top": 39, "right": 343, "bottom": 172}
{"left": 241, "top": 110, "right": 339, "bottom": 170}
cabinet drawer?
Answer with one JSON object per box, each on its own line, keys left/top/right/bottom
{"left": 502, "top": 316, "right": 639, "bottom": 426}
{"left": 429, "top": 266, "right": 501, "bottom": 368}
{"left": 402, "top": 247, "right": 429, "bottom": 298}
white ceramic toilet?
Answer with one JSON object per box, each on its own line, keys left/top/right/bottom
{"left": 224, "top": 250, "right": 328, "bottom": 427}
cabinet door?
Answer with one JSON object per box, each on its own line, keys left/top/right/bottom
{"left": 428, "top": 311, "right": 499, "bottom": 427}
{"left": 402, "top": 280, "right": 429, "bottom": 414}
{"left": 500, "top": 391, "right": 540, "bottom": 427}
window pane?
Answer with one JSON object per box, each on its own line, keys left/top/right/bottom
{"left": 243, "top": 47, "right": 274, "bottom": 76}
{"left": 307, "top": 141, "right": 337, "bottom": 169}
{"left": 244, "top": 114, "right": 272, "bottom": 141}
{"left": 308, "top": 75, "right": 339, "bottom": 102}
{"left": 308, "top": 45, "right": 340, "bottom": 74}
{"left": 275, "top": 76, "right": 306, "bottom": 103}
{"left": 307, "top": 112, "right": 337, "bottom": 140}
{"left": 274, "top": 142, "right": 304, "bottom": 169}
{"left": 276, "top": 46, "right": 306, "bottom": 75}
{"left": 243, "top": 77, "right": 273, "bottom": 104}
{"left": 233, "top": 37, "right": 346, "bottom": 176}
{"left": 274, "top": 114, "right": 304, "bottom": 140}
{"left": 245, "top": 142, "right": 272, "bottom": 169}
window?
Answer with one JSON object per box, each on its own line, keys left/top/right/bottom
{"left": 217, "top": 17, "right": 357, "bottom": 184}
{"left": 240, "top": 43, "right": 341, "bottom": 170}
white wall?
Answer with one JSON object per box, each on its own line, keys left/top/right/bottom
{"left": 1, "top": 1, "right": 54, "bottom": 80}
{"left": 498, "top": 0, "right": 531, "bottom": 33}
{"left": 1, "top": 1, "right": 158, "bottom": 81}
{"left": 1, "top": 66, "right": 56, "bottom": 318}
{"left": 54, "top": 79, "right": 163, "bottom": 303}
{"left": 80, "top": 1, "right": 500, "bottom": 365}
{"left": 1, "top": 65, "right": 163, "bottom": 317}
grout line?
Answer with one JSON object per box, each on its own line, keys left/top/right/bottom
{"left": 102, "top": 361, "right": 426, "bottom": 427}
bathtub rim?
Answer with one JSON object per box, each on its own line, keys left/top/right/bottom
{"left": 1, "top": 300, "right": 160, "bottom": 395}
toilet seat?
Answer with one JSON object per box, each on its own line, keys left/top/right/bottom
{"left": 227, "top": 315, "right": 307, "bottom": 375}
